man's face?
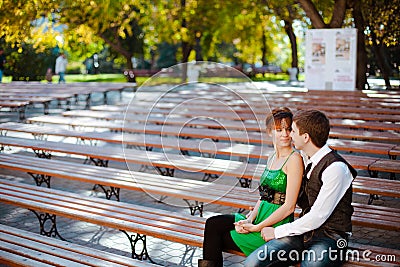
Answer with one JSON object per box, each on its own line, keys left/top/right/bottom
{"left": 290, "top": 122, "right": 304, "bottom": 150}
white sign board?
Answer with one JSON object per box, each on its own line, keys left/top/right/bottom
{"left": 305, "top": 28, "right": 357, "bottom": 91}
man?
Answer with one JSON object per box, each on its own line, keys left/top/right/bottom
{"left": 0, "top": 48, "right": 6, "bottom": 83}
{"left": 245, "top": 110, "right": 357, "bottom": 267}
{"left": 55, "top": 52, "right": 68, "bottom": 83}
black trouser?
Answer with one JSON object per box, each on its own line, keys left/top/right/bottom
{"left": 203, "top": 214, "right": 241, "bottom": 266}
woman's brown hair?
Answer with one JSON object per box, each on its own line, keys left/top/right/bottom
{"left": 265, "top": 107, "right": 293, "bottom": 132}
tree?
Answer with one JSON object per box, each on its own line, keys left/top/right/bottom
{"left": 56, "top": 0, "right": 150, "bottom": 69}
{"left": 361, "top": 0, "right": 400, "bottom": 89}
{"left": 0, "top": 0, "right": 151, "bottom": 71}
{"left": 0, "top": 0, "right": 305, "bottom": 81}
{"left": 3, "top": 43, "right": 54, "bottom": 81}
{"left": 349, "top": 0, "right": 368, "bottom": 90}
{"left": 263, "top": 0, "right": 305, "bottom": 78}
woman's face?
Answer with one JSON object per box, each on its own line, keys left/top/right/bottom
{"left": 271, "top": 118, "right": 292, "bottom": 148}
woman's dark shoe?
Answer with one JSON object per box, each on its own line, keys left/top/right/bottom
{"left": 198, "top": 259, "right": 218, "bottom": 267}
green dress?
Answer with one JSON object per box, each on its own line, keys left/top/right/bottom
{"left": 230, "top": 152, "right": 295, "bottom": 256}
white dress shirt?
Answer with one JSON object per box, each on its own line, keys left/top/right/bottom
{"left": 274, "top": 145, "right": 354, "bottom": 239}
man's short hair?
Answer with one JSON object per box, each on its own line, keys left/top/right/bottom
{"left": 293, "top": 110, "right": 330, "bottom": 148}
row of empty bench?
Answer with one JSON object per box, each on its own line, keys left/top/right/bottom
{"left": 1, "top": 86, "right": 399, "bottom": 266}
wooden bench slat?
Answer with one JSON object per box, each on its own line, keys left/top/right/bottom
{"left": 1, "top": 178, "right": 399, "bottom": 264}
{"left": 0, "top": 182, "right": 204, "bottom": 247}
{"left": 1, "top": 169, "right": 399, "bottom": 234}
{"left": 0, "top": 239, "right": 90, "bottom": 267}
{"left": 0, "top": 154, "right": 258, "bottom": 209}
{"left": 26, "top": 115, "right": 400, "bottom": 143}
{"left": 0, "top": 136, "right": 267, "bottom": 179}
{"left": 0, "top": 224, "right": 154, "bottom": 267}
{"left": 4, "top": 121, "right": 399, "bottom": 159}
{"left": 0, "top": 182, "right": 205, "bottom": 233}
{"left": 0, "top": 248, "right": 55, "bottom": 267}
{"left": 0, "top": 152, "right": 252, "bottom": 196}
{"left": 62, "top": 109, "right": 400, "bottom": 132}
{"left": 0, "top": 178, "right": 206, "bottom": 226}
{"left": 369, "top": 159, "right": 400, "bottom": 173}
{"left": 1, "top": 136, "right": 400, "bottom": 181}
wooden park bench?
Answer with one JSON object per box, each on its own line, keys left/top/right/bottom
{"left": 0, "top": 91, "right": 75, "bottom": 111}
{"left": 62, "top": 109, "right": 400, "bottom": 133}
{"left": 0, "top": 135, "right": 399, "bottom": 183}
{"left": 0, "top": 153, "right": 257, "bottom": 216}
{"left": 0, "top": 224, "right": 156, "bottom": 267}
{"left": 0, "top": 180, "right": 399, "bottom": 266}
{"left": 144, "top": 96, "right": 400, "bottom": 122}
{"left": 93, "top": 103, "right": 400, "bottom": 123}
{"left": 0, "top": 179, "right": 206, "bottom": 263}
{"left": 1, "top": 146, "right": 398, "bottom": 210}
{"left": 0, "top": 95, "right": 53, "bottom": 114}
{"left": 1, "top": 122, "right": 399, "bottom": 161}
{"left": 0, "top": 83, "right": 126, "bottom": 109}
{"left": 0, "top": 122, "right": 400, "bottom": 175}
{"left": 352, "top": 176, "right": 400, "bottom": 204}
{"left": 26, "top": 115, "right": 400, "bottom": 144}
{"left": 0, "top": 135, "right": 265, "bottom": 186}
{"left": 128, "top": 90, "right": 400, "bottom": 118}
{"left": 0, "top": 100, "right": 30, "bottom": 121}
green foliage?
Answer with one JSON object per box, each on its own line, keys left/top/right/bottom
{"left": 1, "top": 0, "right": 297, "bottom": 73}
{"left": 4, "top": 44, "right": 55, "bottom": 81}
{"left": 156, "top": 42, "right": 178, "bottom": 68}
{"left": 362, "top": 0, "right": 400, "bottom": 47}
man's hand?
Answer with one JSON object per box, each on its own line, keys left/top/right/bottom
{"left": 260, "top": 227, "right": 275, "bottom": 242}
{"left": 234, "top": 219, "right": 250, "bottom": 234}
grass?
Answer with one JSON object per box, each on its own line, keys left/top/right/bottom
{"left": 61, "top": 74, "right": 127, "bottom": 83}
{"left": 1, "top": 72, "right": 301, "bottom": 85}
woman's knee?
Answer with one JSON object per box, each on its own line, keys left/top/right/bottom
{"left": 205, "top": 214, "right": 233, "bottom": 230}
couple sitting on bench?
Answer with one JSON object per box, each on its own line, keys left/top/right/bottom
{"left": 199, "top": 108, "right": 357, "bottom": 267}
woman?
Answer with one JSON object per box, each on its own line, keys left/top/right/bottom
{"left": 200, "top": 107, "right": 304, "bottom": 267}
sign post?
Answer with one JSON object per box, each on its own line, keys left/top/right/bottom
{"left": 305, "top": 28, "right": 357, "bottom": 91}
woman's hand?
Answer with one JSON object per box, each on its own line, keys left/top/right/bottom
{"left": 234, "top": 219, "right": 251, "bottom": 234}
{"left": 242, "top": 222, "right": 261, "bottom": 233}
{"left": 234, "top": 219, "right": 262, "bottom": 233}
{"left": 235, "top": 223, "right": 249, "bottom": 234}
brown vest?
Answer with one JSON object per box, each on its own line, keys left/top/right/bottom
{"left": 300, "top": 151, "right": 357, "bottom": 235}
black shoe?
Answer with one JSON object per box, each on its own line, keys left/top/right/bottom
{"left": 198, "top": 259, "right": 218, "bottom": 267}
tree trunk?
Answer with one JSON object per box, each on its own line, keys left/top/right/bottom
{"left": 284, "top": 19, "right": 299, "bottom": 81}
{"left": 181, "top": 0, "right": 188, "bottom": 82}
{"left": 328, "top": 0, "right": 347, "bottom": 28}
{"left": 352, "top": 0, "right": 368, "bottom": 90}
{"left": 261, "top": 30, "right": 267, "bottom": 66}
{"left": 371, "top": 32, "right": 392, "bottom": 89}
{"left": 126, "top": 56, "right": 133, "bottom": 69}
{"left": 284, "top": 20, "right": 298, "bottom": 69}
{"left": 99, "top": 32, "right": 133, "bottom": 69}
{"left": 195, "top": 34, "right": 203, "bottom": 61}
{"left": 298, "top": 0, "right": 347, "bottom": 29}
{"left": 297, "top": 0, "right": 326, "bottom": 28}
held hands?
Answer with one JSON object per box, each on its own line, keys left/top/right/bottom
{"left": 234, "top": 219, "right": 261, "bottom": 234}
{"left": 260, "top": 227, "right": 275, "bottom": 242}
{"left": 234, "top": 219, "right": 251, "bottom": 234}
